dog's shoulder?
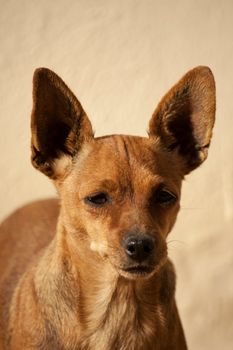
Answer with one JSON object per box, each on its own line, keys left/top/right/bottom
{"left": 0, "top": 198, "right": 59, "bottom": 348}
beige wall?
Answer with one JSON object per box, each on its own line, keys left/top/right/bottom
{"left": 1, "top": 0, "right": 233, "bottom": 348}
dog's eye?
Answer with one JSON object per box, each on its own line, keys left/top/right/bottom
{"left": 85, "top": 193, "right": 109, "bottom": 206}
{"left": 154, "top": 190, "right": 177, "bottom": 205}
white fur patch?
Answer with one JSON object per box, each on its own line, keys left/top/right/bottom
{"left": 53, "top": 155, "right": 72, "bottom": 177}
{"left": 90, "top": 241, "right": 108, "bottom": 257}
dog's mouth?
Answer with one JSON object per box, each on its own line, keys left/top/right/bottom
{"left": 119, "top": 264, "right": 155, "bottom": 279}
{"left": 123, "top": 265, "right": 153, "bottom": 274}
{"left": 117, "top": 254, "right": 168, "bottom": 280}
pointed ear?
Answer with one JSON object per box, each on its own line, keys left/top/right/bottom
{"left": 148, "top": 66, "right": 216, "bottom": 174}
{"left": 31, "top": 68, "right": 94, "bottom": 179}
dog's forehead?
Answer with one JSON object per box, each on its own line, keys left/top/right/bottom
{"left": 72, "top": 135, "right": 181, "bottom": 185}
{"left": 75, "top": 135, "right": 159, "bottom": 174}
{"left": 94, "top": 135, "right": 157, "bottom": 164}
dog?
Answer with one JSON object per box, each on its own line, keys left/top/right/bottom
{"left": 0, "top": 66, "right": 215, "bottom": 350}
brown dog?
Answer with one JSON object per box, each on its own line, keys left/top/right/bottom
{"left": 0, "top": 66, "right": 215, "bottom": 350}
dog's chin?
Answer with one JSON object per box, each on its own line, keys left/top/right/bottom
{"left": 117, "top": 265, "right": 156, "bottom": 280}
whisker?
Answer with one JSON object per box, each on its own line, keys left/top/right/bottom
{"left": 180, "top": 206, "right": 201, "bottom": 210}
{"left": 167, "top": 239, "right": 187, "bottom": 251}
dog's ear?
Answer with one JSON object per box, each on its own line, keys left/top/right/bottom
{"left": 31, "top": 68, "right": 93, "bottom": 178}
{"left": 148, "top": 66, "right": 216, "bottom": 174}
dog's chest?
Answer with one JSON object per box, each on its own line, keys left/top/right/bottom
{"left": 79, "top": 281, "right": 164, "bottom": 350}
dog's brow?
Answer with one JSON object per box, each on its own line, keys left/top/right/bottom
{"left": 79, "top": 179, "right": 118, "bottom": 195}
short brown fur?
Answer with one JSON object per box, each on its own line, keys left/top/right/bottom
{"left": 0, "top": 66, "right": 215, "bottom": 349}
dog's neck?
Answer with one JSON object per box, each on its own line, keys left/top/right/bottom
{"left": 34, "top": 218, "right": 174, "bottom": 349}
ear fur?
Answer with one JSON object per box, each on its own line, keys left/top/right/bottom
{"left": 31, "top": 68, "right": 93, "bottom": 179}
{"left": 148, "top": 66, "right": 216, "bottom": 174}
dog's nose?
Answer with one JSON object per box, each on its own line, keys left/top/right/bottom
{"left": 123, "top": 234, "right": 155, "bottom": 262}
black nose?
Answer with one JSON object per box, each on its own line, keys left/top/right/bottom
{"left": 123, "top": 234, "right": 155, "bottom": 262}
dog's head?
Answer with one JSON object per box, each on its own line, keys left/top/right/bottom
{"left": 31, "top": 67, "right": 215, "bottom": 279}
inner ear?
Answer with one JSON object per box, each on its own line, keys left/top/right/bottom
{"left": 31, "top": 68, "right": 93, "bottom": 178}
{"left": 148, "top": 66, "right": 216, "bottom": 173}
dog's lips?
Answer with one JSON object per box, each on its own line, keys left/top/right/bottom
{"left": 121, "top": 265, "right": 154, "bottom": 276}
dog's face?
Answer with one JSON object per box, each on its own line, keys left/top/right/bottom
{"left": 60, "top": 135, "right": 182, "bottom": 279}
{"left": 31, "top": 66, "right": 215, "bottom": 279}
